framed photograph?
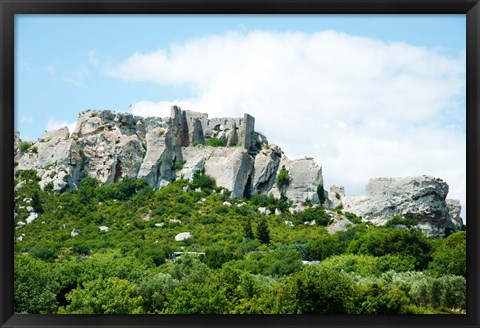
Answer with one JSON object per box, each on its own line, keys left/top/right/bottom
{"left": 1, "top": 0, "right": 479, "bottom": 327}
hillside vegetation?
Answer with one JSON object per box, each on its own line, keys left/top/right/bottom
{"left": 14, "top": 169, "right": 466, "bottom": 314}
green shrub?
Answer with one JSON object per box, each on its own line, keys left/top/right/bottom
{"left": 14, "top": 255, "right": 60, "bottom": 313}
{"left": 344, "top": 212, "right": 362, "bottom": 224}
{"left": 316, "top": 184, "right": 326, "bottom": 204}
{"left": 173, "top": 160, "right": 187, "bottom": 171}
{"left": 278, "top": 265, "right": 360, "bottom": 314}
{"left": 256, "top": 218, "right": 270, "bottom": 245}
{"left": 191, "top": 167, "right": 216, "bottom": 192}
{"left": 61, "top": 277, "right": 144, "bottom": 314}
{"left": 19, "top": 142, "right": 32, "bottom": 152}
{"left": 320, "top": 254, "right": 379, "bottom": 277}
{"left": 276, "top": 165, "right": 291, "bottom": 196}
{"left": 205, "top": 137, "right": 226, "bottom": 147}
{"left": 428, "top": 231, "right": 466, "bottom": 277}
{"left": 384, "top": 215, "right": 418, "bottom": 228}
{"left": 292, "top": 206, "right": 332, "bottom": 226}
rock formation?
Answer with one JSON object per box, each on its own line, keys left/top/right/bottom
{"left": 333, "top": 176, "right": 464, "bottom": 237}
{"left": 14, "top": 107, "right": 324, "bottom": 206}
{"left": 14, "top": 106, "right": 464, "bottom": 236}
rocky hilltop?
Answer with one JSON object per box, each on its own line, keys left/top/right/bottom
{"left": 14, "top": 107, "right": 463, "bottom": 237}
{"left": 330, "top": 176, "right": 463, "bottom": 237}
{"left": 14, "top": 107, "right": 322, "bottom": 209}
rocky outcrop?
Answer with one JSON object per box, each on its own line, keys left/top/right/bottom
{"left": 14, "top": 107, "right": 324, "bottom": 207}
{"left": 15, "top": 127, "right": 83, "bottom": 191}
{"left": 330, "top": 185, "right": 345, "bottom": 209}
{"left": 251, "top": 146, "right": 282, "bottom": 195}
{"left": 14, "top": 106, "right": 464, "bottom": 237}
{"left": 179, "top": 146, "right": 254, "bottom": 198}
{"left": 446, "top": 199, "right": 463, "bottom": 232}
{"left": 269, "top": 156, "right": 324, "bottom": 209}
{"left": 336, "top": 176, "right": 463, "bottom": 237}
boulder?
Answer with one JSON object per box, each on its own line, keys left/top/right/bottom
{"left": 175, "top": 232, "right": 192, "bottom": 241}
{"left": 445, "top": 199, "right": 464, "bottom": 232}
{"left": 329, "top": 185, "right": 345, "bottom": 208}
{"left": 137, "top": 127, "right": 176, "bottom": 188}
{"left": 269, "top": 156, "right": 324, "bottom": 208}
{"left": 251, "top": 146, "right": 282, "bottom": 194}
{"left": 342, "top": 175, "right": 462, "bottom": 237}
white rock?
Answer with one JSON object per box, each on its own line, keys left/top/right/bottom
{"left": 169, "top": 218, "right": 181, "bottom": 224}
{"left": 71, "top": 229, "right": 79, "bottom": 237}
{"left": 175, "top": 232, "right": 192, "bottom": 241}
{"left": 154, "top": 223, "right": 165, "bottom": 227}
{"left": 99, "top": 226, "right": 110, "bottom": 232}
{"left": 284, "top": 220, "right": 294, "bottom": 227}
{"left": 275, "top": 209, "right": 282, "bottom": 215}
{"left": 258, "top": 207, "right": 271, "bottom": 215}
{"left": 342, "top": 175, "right": 461, "bottom": 237}
{"left": 223, "top": 201, "right": 232, "bottom": 207}
{"left": 26, "top": 206, "right": 34, "bottom": 213}
{"left": 269, "top": 156, "right": 324, "bottom": 207}
{"left": 25, "top": 213, "right": 38, "bottom": 224}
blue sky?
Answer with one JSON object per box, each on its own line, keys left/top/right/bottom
{"left": 15, "top": 14, "right": 466, "bottom": 221}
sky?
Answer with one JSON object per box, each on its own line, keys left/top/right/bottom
{"left": 15, "top": 14, "right": 467, "bottom": 222}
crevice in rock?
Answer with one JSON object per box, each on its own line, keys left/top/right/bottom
{"left": 243, "top": 173, "right": 253, "bottom": 199}
{"left": 114, "top": 160, "right": 123, "bottom": 183}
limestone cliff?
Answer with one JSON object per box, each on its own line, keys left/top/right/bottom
{"left": 14, "top": 107, "right": 323, "bottom": 206}
{"left": 333, "top": 176, "right": 464, "bottom": 237}
{"left": 14, "top": 106, "right": 463, "bottom": 236}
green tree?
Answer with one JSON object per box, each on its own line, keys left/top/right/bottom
{"left": 14, "top": 255, "right": 60, "bottom": 313}
{"left": 256, "top": 218, "right": 270, "bottom": 245}
{"left": 277, "top": 265, "right": 360, "bottom": 314}
{"left": 137, "top": 273, "right": 179, "bottom": 313}
{"left": 61, "top": 277, "right": 144, "bottom": 314}
{"left": 428, "top": 231, "right": 466, "bottom": 277}
{"left": 162, "top": 282, "right": 230, "bottom": 314}
{"left": 19, "top": 141, "right": 32, "bottom": 152}
{"left": 359, "top": 283, "right": 408, "bottom": 314}
{"left": 320, "top": 254, "right": 380, "bottom": 277}
{"left": 316, "top": 184, "right": 326, "bottom": 205}
{"left": 31, "top": 190, "right": 43, "bottom": 213}
{"left": 244, "top": 218, "right": 254, "bottom": 240}
{"left": 347, "top": 227, "right": 433, "bottom": 270}
{"left": 191, "top": 167, "right": 216, "bottom": 192}
{"left": 276, "top": 165, "right": 291, "bottom": 197}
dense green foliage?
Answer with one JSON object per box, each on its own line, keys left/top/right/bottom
{"left": 13, "top": 169, "right": 466, "bottom": 314}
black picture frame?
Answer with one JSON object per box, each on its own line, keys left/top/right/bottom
{"left": 1, "top": 1, "right": 479, "bottom": 327}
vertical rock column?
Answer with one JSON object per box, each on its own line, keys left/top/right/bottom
{"left": 243, "top": 114, "right": 255, "bottom": 150}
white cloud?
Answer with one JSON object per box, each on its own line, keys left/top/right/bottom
{"left": 88, "top": 50, "right": 100, "bottom": 65}
{"left": 20, "top": 115, "right": 33, "bottom": 124}
{"left": 46, "top": 119, "right": 77, "bottom": 134}
{"left": 63, "top": 68, "right": 89, "bottom": 86}
{"left": 108, "top": 30, "right": 466, "bottom": 221}
{"left": 130, "top": 100, "right": 199, "bottom": 117}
